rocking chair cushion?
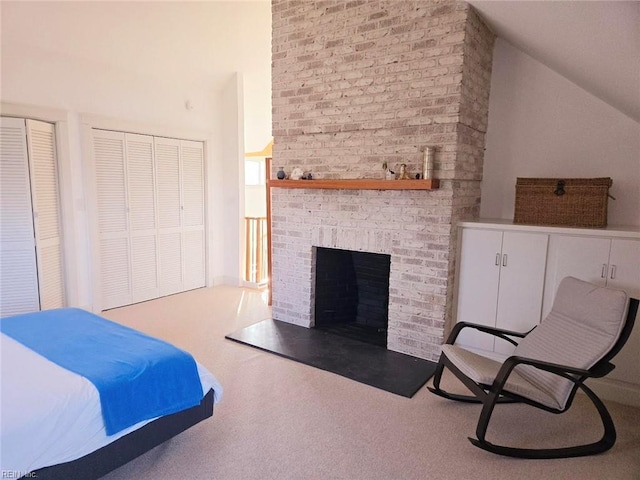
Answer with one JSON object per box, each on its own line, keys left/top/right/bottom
{"left": 513, "top": 277, "right": 629, "bottom": 410}
{"left": 441, "top": 344, "right": 560, "bottom": 408}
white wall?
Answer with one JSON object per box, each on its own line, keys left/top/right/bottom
{"left": 245, "top": 185, "right": 267, "bottom": 218}
{"left": 243, "top": 74, "right": 273, "bottom": 154}
{"left": 0, "top": 1, "right": 272, "bottom": 307}
{"left": 481, "top": 39, "right": 640, "bottom": 227}
{"left": 242, "top": 64, "right": 272, "bottom": 223}
{"left": 217, "top": 74, "right": 245, "bottom": 286}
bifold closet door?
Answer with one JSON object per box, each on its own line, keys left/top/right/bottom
{"left": 0, "top": 118, "right": 65, "bottom": 316}
{"left": 155, "top": 137, "right": 184, "bottom": 296}
{"left": 94, "top": 130, "right": 160, "bottom": 309}
{"left": 126, "top": 133, "right": 159, "bottom": 303}
{"left": 94, "top": 130, "right": 132, "bottom": 309}
{"left": 181, "top": 140, "right": 205, "bottom": 290}
{"left": 0, "top": 117, "right": 40, "bottom": 316}
{"left": 154, "top": 137, "right": 205, "bottom": 296}
{"left": 94, "top": 130, "right": 204, "bottom": 309}
{"left": 26, "top": 119, "right": 65, "bottom": 310}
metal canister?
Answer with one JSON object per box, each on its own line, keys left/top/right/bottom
{"left": 422, "top": 146, "right": 435, "bottom": 180}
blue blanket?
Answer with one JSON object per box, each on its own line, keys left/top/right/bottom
{"left": 0, "top": 308, "right": 203, "bottom": 435}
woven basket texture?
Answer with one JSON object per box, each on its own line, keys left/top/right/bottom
{"left": 514, "top": 178, "right": 612, "bottom": 228}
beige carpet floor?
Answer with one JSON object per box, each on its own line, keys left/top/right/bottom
{"left": 101, "top": 286, "right": 640, "bottom": 480}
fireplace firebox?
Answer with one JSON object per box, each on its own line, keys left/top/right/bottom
{"left": 314, "top": 247, "right": 391, "bottom": 347}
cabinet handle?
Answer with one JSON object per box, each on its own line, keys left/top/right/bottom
{"left": 601, "top": 264, "right": 607, "bottom": 279}
{"left": 502, "top": 254, "right": 508, "bottom": 267}
{"left": 610, "top": 265, "right": 616, "bottom": 280}
{"left": 495, "top": 253, "right": 500, "bottom": 266}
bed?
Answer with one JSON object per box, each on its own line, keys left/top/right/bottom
{"left": 0, "top": 308, "right": 223, "bottom": 479}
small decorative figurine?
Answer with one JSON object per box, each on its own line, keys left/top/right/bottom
{"left": 397, "top": 163, "right": 412, "bottom": 180}
{"left": 382, "top": 161, "right": 395, "bottom": 180}
{"left": 290, "top": 167, "right": 304, "bottom": 180}
{"left": 276, "top": 167, "right": 286, "bottom": 180}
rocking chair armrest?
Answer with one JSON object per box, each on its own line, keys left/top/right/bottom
{"left": 446, "top": 322, "right": 530, "bottom": 346}
{"left": 491, "top": 356, "right": 594, "bottom": 393}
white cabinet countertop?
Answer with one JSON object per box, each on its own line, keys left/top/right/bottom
{"left": 457, "top": 219, "right": 640, "bottom": 238}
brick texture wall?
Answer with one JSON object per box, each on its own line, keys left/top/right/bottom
{"left": 270, "top": 0, "right": 494, "bottom": 361}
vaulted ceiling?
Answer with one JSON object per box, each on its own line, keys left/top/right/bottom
{"left": 469, "top": 1, "right": 640, "bottom": 123}
{"left": 2, "top": 1, "right": 638, "bottom": 124}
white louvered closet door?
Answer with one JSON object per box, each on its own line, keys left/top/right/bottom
{"left": 126, "top": 133, "right": 159, "bottom": 303}
{"left": 26, "top": 119, "right": 65, "bottom": 310}
{"left": 0, "top": 117, "right": 40, "bottom": 316}
{"left": 181, "top": 140, "right": 206, "bottom": 290}
{"left": 94, "top": 132, "right": 205, "bottom": 309}
{"left": 155, "top": 137, "right": 184, "bottom": 296}
{"left": 93, "top": 129, "right": 132, "bottom": 309}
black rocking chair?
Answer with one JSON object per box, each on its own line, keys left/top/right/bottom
{"left": 428, "top": 276, "right": 638, "bottom": 459}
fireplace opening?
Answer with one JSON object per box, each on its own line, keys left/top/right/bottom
{"left": 314, "top": 247, "right": 391, "bottom": 348}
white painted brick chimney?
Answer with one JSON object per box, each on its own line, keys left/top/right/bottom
{"left": 270, "top": 0, "right": 494, "bottom": 361}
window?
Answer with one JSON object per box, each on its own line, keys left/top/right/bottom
{"left": 245, "top": 159, "right": 265, "bottom": 186}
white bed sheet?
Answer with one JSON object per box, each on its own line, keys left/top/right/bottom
{"left": 0, "top": 333, "right": 222, "bottom": 476}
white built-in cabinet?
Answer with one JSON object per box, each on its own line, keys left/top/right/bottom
{"left": 543, "top": 236, "right": 640, "bottom": 315}
{"left": 454, "top": 220, "right": 640, "bottom": 405}
{"left": 93, "top": 129, "right": 205, "bottom": 310}
{"left": 455, "top": 228, "right": 548, "bottom": 356}
{"left": 0, "top": 117, "right": 65, "bottom": 316}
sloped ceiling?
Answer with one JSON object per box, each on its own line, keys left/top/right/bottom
{"left": 2, "top": 1, "right": 638, "bottom": 124}
{"left": 469, "top": 1, "right": 640, "bottom": 123}
{"left": 0, "top": 1, "right": 271, "bottom": 94}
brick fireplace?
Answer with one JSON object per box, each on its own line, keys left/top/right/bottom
{"left": 270, "top": 0, "right": 494, "bottom": 361}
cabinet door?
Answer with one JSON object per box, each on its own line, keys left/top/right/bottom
{"left": 606, "top": 239, "right": 640, "bottom": 385}
{"left": 494, "top": 232, "right": 548, "bottom": 355}
{"left": 542, "top": 235, "right": 611, "bottom": 318}
{"left": 455, "top": 229, "right": 502, "bottom": 352}
{"left": 607, "top": 239, "right": 640, "bottom": 299}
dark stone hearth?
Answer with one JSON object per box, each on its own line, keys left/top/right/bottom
{"left": 225, "top": 319, "right": 437, "bottom": 398}
{"left": 315, "top": 323, "right": 387, "bottom": 348}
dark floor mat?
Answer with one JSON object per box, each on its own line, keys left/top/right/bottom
{"left": 225, "top": 319, "right": 437, "bottom": 398}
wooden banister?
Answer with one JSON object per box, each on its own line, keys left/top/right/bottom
{"left": 244, "top": 216, "right": 268, "bottom": 285}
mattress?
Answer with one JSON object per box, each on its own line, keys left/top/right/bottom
{"left": 0, "top": 333, "right": 222, "bottom": 476}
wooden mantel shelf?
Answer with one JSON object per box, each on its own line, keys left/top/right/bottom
{"left": 268, "top": 178, "right": 440, "bottom": 190}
